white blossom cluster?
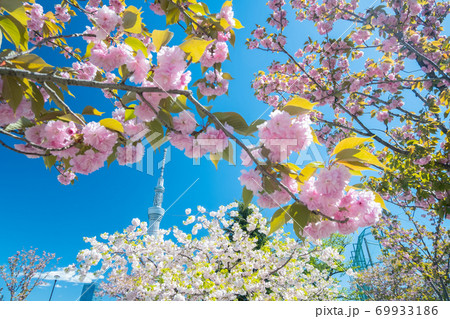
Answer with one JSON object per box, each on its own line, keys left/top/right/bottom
{"left": 76, "top": 203, "right": 343, "bottom": 300}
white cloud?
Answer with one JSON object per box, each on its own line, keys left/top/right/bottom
{"left": 38, "top": 281, "right": 50, "bottom": 287}
{"left": 36, "top": 268, "right": 103, "bottom": 284}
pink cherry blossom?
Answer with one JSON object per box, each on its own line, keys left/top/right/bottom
{"left": 173, "top": 111, "right": 197, "bottom": 135}
{"left": 70, "top": 150, "right": 108, "bottom": 175}
{"left": 82, "top": 122, "right": 117, "bottom": 155}
{"left": 239, "top": 169, "right": 263, "bottom": 193}
{"left": 57, "top": 170, "right": 76, "bottom": 185}
{"left": 127, "top": 51, "right": 150, "bottom": 84}
{"left": 93, "top": 5, "right": 121, "bottom": 40}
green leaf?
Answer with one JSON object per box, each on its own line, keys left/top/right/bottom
{"left": 43, "top": 155, "right": 57, "bottom": 170}
{"left": 124, "top": 37, "right": 148, "bottom": 58}
{"left": 160, "top": 96, "right": 189, "bottom": 113}
{"left": 222, "top": 73, "right": 234, "bottom": 80}
{"left": 2, "top": 76, "right": 23, "bottom": 111}
{"left": 0, "top": 0, "right": 25, "bottom": 12}
{"left": 222, "top": 143, "right": 234, "bottom": 165}
{"left": 243, "top": 119, "right": 265, "bottom": 136}
{"left": 152, "top": 29, "right": 174, "bottom": 52}
{"left": 242, "top": 187, "right": 253, "bottom": 207}
{"left": 29, "top": 82, "right": 44, "bottom": 116}
{"left": 82, "top": 106, "right": 104, "bottom": 116}
{"left": 11, "top": 54, "right": 53, "bottom": 72}
{"left": 331, "top": 136, "right": 373, "bottom": 156}
{"left": 283, "top": 97, "right": 317, "bottom": 116}
{"left": 179, "top": 37, "right": 214, "bottom": 63}
{"left": 43, "top": 82, "right": 66, "bottom": 111}
{"left": 165, "top": 7, "right": 180, "bottom": 25}
{"left": 5, "top": 117, "right": 34, "bottom": 132}
{"left": 122, "top": 6, "right": 142, "bottom": 34}
{"left": 5, "top": 5, "right": 28, "bottom": 27}
{"left": 99, "top": 118, "right": 124, "bottom": 133}
{"left": 269, "top": 206, "right": 292, "bottom": 235}
{"left": 212, "top": 112, "right": 249, "bottom": 135}
{"left": 57, "top": 113, "right": 85, "bottom": 125}
{"left": 290, "top": 203, "right": 311, "bottom": 238}
{"left": 107, "top": 149, "right": 117, "bottom": 168}
{"left": 146, "top": 119, "right": 165, "bottom": 150}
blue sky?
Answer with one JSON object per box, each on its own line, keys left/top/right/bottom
{"left": 0, "top": 0, "right": 399, "bottom": 300}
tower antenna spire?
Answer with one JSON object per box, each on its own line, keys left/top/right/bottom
{"left": 148, "top": 149, "right": 168, "bottom": 236}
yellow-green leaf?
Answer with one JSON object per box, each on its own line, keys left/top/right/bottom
{"left": 283, "top": 97, "right": 317, "bottom": 115}
{"left": 122, "top": 6, "right": 142, "bottom": 34}
{"left": 210, "top": 152, "right": 220, "bottom": 169}
{"left": 331, "top": 136, "right": 373, "bottom": 156}
{"left": 233, "top": 18, "right": 244, "bottom": 29}
{"left": 311, "top": 128, "right": 322, "bottom": 145}
{"left": 269, "top": 205, "right": 292, "bottom": 235}
{"left": 335, "top": 148, "right": 385, "bottom": 168}
{"left": 82, "top": 106, "right": 104, "bottom": 116}
{"left": 152, "top": 29, "right": 174, "bottom": 52}
{"left": 179, "top": 37, "right": 214, "bottom": 63}
{"left": 124, "top": 37, "right": 148, "bottom": 58}
{"left": 0, "top": 15, "right": 27, "bottom": 50}
{"left": 11, "top": 54, "right": 53, "bottom": 72}
{"left": 189, "top": 3, "right": 206, "bottom": 16}
{"left": 338, "top": 160, "right": 375, "bottom": 172}
{"left": 221, "top": 0, "right": 233, "bottom": 9}
{"left": 99, "top": 118, "right": 124, "bottom": 133}
{"left": 373, "top": 191, "right": 388, "bottom": 210}
{"left": 5, "top": 5, "right": 29, "bottom": 27}
{"left": 57, "top": 113, "right": 85, "bottom": 125}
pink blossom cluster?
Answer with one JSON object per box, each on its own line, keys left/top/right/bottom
{"left": 169, "top": 124, "right": 231, "bottom": 159}
{"left": 70, "top": 149, "right": 109, "bottom": 175}
{"left": 112, "top": 107, "right": 146, "bottom": 138}
{"left": 173, "top": 110, "right": 197, "bottom": 135}
{"left": 55, "top": 5, "right": 71, "bottom": 23}
{"left": 299, "top": 165, "right": 382, "bottom": 239}
{"left": 197, "top": 70, "right": 229, "bottom": 97}
{"left": 126, "top": 51, "right": 150, "bottom": 84}
{"left": 257, "top": 110, "right": 313, "bottom": 162}
{"left": 216, "top": 4, "right": 235, "bottom": 30}
{"left": 57, "top": 170, "right": 76, "bottom": 185}
{"left": 153, "top": 46, "right": 191, "bottom": 91}
{"left": 82, "top": 122, "right": 118, "bottom": 155}
{"left": 92, "top": 5, "right": 122, "bottom": 40}
{"left": 90, "top": 42, "right": 132, "bottom": 72}
{"left": 0, "top": 99, "right": 34, "bottom": 126}
{"left": 200, "top": 42, "right": 229, "bottom": 68}
{"left": 72, "top": 62, "right": 98, "bottom": 81}
{"left": 24, "top": 120, "right": 77, "bottom": 151}
{"left": 149, "top": 3, "right": 165, "bottom": 16}
{"left": 109, "top": 0, "right": 125, "bottom": 14}
{"left": 351, "top": 30, "right": 371, "bottom": 45}
{"left": 27, "top": 3, "right": 45, "bottom": 32}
